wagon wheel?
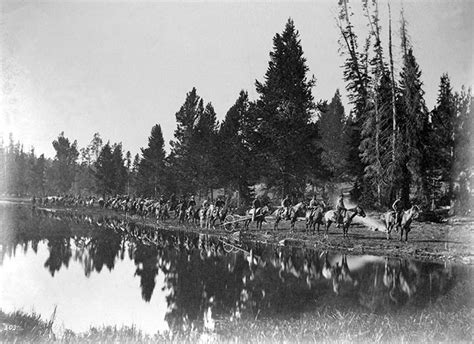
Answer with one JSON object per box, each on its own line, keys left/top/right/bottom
{"left": 224, "top": 214, "right": 235, "bottom": 232}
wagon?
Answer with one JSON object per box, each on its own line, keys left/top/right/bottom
{"left": 220, "top": 214, "right": 252, "bottom": 232}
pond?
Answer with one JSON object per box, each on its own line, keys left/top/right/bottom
{"left": 0, "top": 202, "right": 472, "bottom": 338}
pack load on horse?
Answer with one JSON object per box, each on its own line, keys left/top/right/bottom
{"left": 305, "top": 195, "right": 326, "bottom": 233}
{"left": 323, "top": 205, "right": 366, "bottom": 238}
{"left": 381, "top": 204, "right": 420, "bottom": 241}
{"left": 274, "top": 200, "right": 306, "bottom": 232}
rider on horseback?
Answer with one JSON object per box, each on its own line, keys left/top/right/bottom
{"left": 336, "top": 191, "right": 346, "bottom": 227}
{"left": 309, "top": 195, "right": 317, "bottom": 209}
{"left": 252, "top": 196, "right": 261, "bottom": 222}
{"left": 282, "top": 195, "right": 292, "bottom": 220}
{"left": 215, "top": 197, "right": 225, "bottom": 209}
{"left": 188, "top": 195, "right": 196, "bottom": 208}
{"left": 187, "top": 195, "right": 196, "bottom": 218}
{"left": 392, "top": 197, "right": 404, "bottom": 229}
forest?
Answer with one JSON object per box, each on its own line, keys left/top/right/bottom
{"left": 1, "top": 1, "right": 472, "bottom": 213}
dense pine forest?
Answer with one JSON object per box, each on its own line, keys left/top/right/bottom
{"left": 1, "top": 1, "right": 472, "bottom": 213}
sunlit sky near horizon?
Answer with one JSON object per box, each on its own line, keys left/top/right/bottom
{"left": 1, "top": 0, "right": 473, "bottom": 159}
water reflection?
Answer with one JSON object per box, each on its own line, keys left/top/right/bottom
{"left": 0, "top": 203, "right": 471, "bottom": 335}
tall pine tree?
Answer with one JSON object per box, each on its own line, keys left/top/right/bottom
{"left": 137, "top": 124, "right": 167, "bottom": 197}
{"left": 254, "top": 18, "right": 317, "bottom": 195}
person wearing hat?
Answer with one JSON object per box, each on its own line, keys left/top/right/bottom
{"left": 336, "top": 191, "right": 346, "bottom": 226}
{"left": 281, "top": 195, "right": 292, "bottom": 220}
{"left": 252, "top": 196, "right": 261, "bottom": 222}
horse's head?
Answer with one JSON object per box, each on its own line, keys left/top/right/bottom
{"left": 409, "top": 205, "right": 421, "bottom": 219}
{"left": 356, "top": 206, "right": 366, "bottom": 218}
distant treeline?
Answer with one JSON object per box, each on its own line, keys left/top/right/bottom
{"left": 1, "top": 2, "right": 472, "bottom": 211}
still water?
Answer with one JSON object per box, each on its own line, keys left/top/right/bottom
{"left": 0, "top": 202, "right": 472, "bottom": 335}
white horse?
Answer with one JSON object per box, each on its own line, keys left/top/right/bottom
{"left": 323, "top": 206, "right": 366, "bottom": 238}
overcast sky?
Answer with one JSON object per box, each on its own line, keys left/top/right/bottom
{"left": 1, "top": 0, "right": 472, "bottom": 159}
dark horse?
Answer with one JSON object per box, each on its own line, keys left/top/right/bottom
{"left": 323, "top": 206, "right": 366, "bottom": 238}
{"left": 243, "top": 205, "right": 270, "bottom": 231}
{"left": 274, "top": 202, "right": 306, "bottom": 231}
{"left": 305, "top": 204, "right": 325, "bottom": 233}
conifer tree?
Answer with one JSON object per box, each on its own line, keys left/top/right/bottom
{"left": 336, "top": 0, "right": 370, "bottom": 200}
{"left": 218, "top": 90, "right": 254, "bottom": 203}
{"left": 51, "top": 132, "right": 79, "bottom": 194}
{"left": 111, "top": 143, "right": 127, "bottom": 195}
{"left": 95, "top": 142, "right": 114, "bottom": 197}
{"left": 254, "top": 18, "right": 317, "bottom": 195}
{"left": 397, "top": 45, "right": 428, "bottom": 207}
{"left": 319, "top": 90, "right": 347, "bottom": 181}
{"left": 430, "top": 74, "right": 456, "bottom": 200}
{"left": 137, "top": 124, "right": 167, "bottom": 197}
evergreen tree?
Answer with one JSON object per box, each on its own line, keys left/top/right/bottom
{"left": 170, "top": 88, "right": 205, "bottom": 195}
{"left": 137, "top": 124, "right": 167, "bottom": 197}
{"left": 192, "top": 102, "right": 219, "bottom": 196}
{"left": 51, "top": 132, "right": 79, "bottom": 194}
{"left": 111, "top": 143, "right": 127, "bottom": 195}
{"left": 397, "top": 46, "right": 428, "bottom": 207}
{"left": 253, "top": 18, "right": 317, "bottom": 195}
{"left": 95, "top": 142, "right": 115, "bottom": 197}
{"left": 336, "top": 0, "right": 371, "bottom": 200}
{"left": 218, "top": 90, "right": 254, "bottom": 204}
{"left": 430, "top": 74, "right": 456, "bottom": 200}
{"left": 452, "top": 87, "right": 472, "bottom": 213}
{"left": 319, "top": 90, "right": 347, "bottom": 181}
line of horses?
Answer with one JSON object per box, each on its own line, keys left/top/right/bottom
{"left": 34, "top": 194, "right": 421, "bottom": 241}
{"left": 239, "top": 202, "right": 420, "bottom": 241}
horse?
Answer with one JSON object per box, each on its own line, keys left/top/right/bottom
{"left": 155, "top": 203, "right": 170, "bottom": 221}
{"left": 381, "top": 205, "right": 420, "bottom": 241}
{"left": 243, "top": 205, "right": 270, "bottom": 231}
{"left": 323, "top": 205, "right": 366, "bottom": 238}
{"left": 176, "top": 202, "right": 187, "bottom": 225}
{"left": 305, "top": 204, "right": 325, "bottom": 233}
{"left": 205, "top": 205, "right": 228, "bottom": 229}
{"left": 185, "top": 206, "right": 196, "bottom": 225}
{"left": 198, "top": 206, "right": 209, "bottom": 228}
{"left": 273, "top": 202, "right": 306, "bottom": 231}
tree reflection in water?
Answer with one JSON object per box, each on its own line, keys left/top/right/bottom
{"left": 1, "top": 203, "right": 470, "bottom": 334}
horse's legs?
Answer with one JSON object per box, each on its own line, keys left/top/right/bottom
{"left": 274, "top": 217, "right": 280, "bottom": 231}
{"left": 325, "top": 221, "right": 331, "bottom": 238}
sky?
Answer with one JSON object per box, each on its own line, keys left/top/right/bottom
{"left": 1, "top": 0, "right": 473, "bottom": 159}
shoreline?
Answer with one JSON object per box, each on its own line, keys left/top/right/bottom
{"left": 6, "top": 198, "right": 470, "bottom": 265}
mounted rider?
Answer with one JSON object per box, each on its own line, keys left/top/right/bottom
{"left": 252, "top": 196, "right": 261, "bottom": 222}
{"left": 392, "top": 197, "right": 404, "bottom": 229}
{"left": 336, "top": 191, "right": 346, "bottom": 226}
{"left": 309, "top": 195, "right": 325, "bottom": 215}
{"left": 309, "top": 195, "right": 317, "bottom": 209}
{"left": 282, "top": 195, "right": 292, "bottom": 220}
{"left": 187, "top": 195, "right": 197, "bottom": 218}
{"left": 215, "top": 197, "right": 225, "bottom": 209}
{"left": 188, "top": 195, "right": 196, "bottom": 209}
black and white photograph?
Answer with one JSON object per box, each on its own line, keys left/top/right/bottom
{"left": 1, "top": 0, "right": 473, "bottom": 343}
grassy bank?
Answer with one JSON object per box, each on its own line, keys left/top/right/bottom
{"left": 1, "top": 281, "right": 472, "bottom": 343}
